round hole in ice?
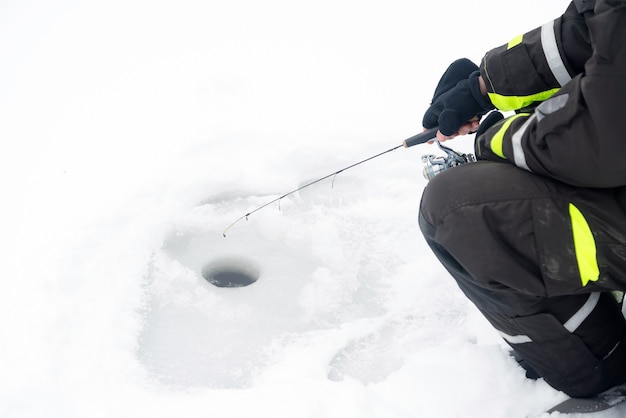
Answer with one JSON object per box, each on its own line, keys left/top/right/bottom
{"left": 201, "top": 256, "right": 260, "bottom": 288}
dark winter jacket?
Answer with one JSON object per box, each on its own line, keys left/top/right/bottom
{"left": 474, "top": 0, "right": 626, "bottom": 189}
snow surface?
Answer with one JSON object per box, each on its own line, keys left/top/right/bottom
{"left": 2, "top": 1, "right": 623, "bottom": 417}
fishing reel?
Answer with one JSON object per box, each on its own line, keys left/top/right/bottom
{"left": 421, "top": 140, "right": 476, "bottom": 180}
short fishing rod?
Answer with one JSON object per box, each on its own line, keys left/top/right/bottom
{"left": 222, "top": 127, "right": 440, "bottom": 237}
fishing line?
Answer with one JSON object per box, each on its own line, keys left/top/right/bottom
{"left": 222, "top": 127, "right": 439, "bottom": 237}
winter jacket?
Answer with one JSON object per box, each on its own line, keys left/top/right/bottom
{"left": 474, "top": 0, "right": 626, "bottom": 188}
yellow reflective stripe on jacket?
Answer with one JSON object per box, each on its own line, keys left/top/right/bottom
{"left": 569, "top": 203, "right": 600, "bottom": 286}
{"left": 489, "top": 113, "right": 529, "bottom": 159}
{"left": 507, "top": 34, "right": 523, "bottom": 49}
{"left": 487, "top": 88, "right": 561, "bottom": 112}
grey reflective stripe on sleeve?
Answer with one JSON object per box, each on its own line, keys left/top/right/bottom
{"left": 563, "top": 292, "right": 601, "bottom": 333}
{"left": 541, "top": 20, "right": 572, "bottom": 87}
{"left": 536, "top": 93, "right": 570, "bottom": 122}
{"left": 511, "top": 113, "right": 536, "bottom": 172}
{"left": 498, "top": 330, "right": 532, "bottom": 344}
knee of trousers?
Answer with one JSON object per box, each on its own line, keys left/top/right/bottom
{"left": 420, "top": 161, "right": 557, "bottom": 227}
{"left": 420, "top": 160, "right": 626, "bottom": 296}
{"left": 419, "top": 161, "right": 580, "bottom": 297}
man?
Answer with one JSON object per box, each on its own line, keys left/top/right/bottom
{"left": 419, "top": 0, "right": 626, "bottom": 397}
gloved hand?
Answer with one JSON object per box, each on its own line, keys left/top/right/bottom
{"left": 423, "top": 58, "right": 494, "bottom": 137}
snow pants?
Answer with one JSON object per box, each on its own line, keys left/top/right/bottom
{"left": 419, "top": 161, "right": 626, "bottom": 397}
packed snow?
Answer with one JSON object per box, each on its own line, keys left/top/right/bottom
{"left": 2, "top": 0, "right": 623, "bottom": 417}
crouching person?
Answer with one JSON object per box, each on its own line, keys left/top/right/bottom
{"left": 418, "top": 0, "right": 626, "bottom": 397}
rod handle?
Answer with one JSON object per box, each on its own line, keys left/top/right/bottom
{"left": 403, "top": 127, "right": 439, "bottom": 148}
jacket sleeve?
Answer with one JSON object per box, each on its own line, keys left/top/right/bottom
{"left": 479, "top": 1, "right": 591, "bottom": 112}
{"left": 475, "top": 0, "right": 626, "bottom": 188}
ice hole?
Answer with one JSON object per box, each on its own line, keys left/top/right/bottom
{"left": 201, "top": 257, "right": 260, "bottom": 288}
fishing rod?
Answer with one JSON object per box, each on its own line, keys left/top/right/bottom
{"left": 222, "top": 127, "right": 441, "bottom": 237}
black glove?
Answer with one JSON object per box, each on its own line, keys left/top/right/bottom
{"left": 423, "top": 58, "right": 494, "bottom": 136}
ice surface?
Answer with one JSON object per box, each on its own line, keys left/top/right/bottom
{"left": 4, "top": 1, "right": 621, "bottom": 417}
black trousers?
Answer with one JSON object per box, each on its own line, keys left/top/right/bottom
{"left": 419, "top": 161, "right": 626, "bottom": 397}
